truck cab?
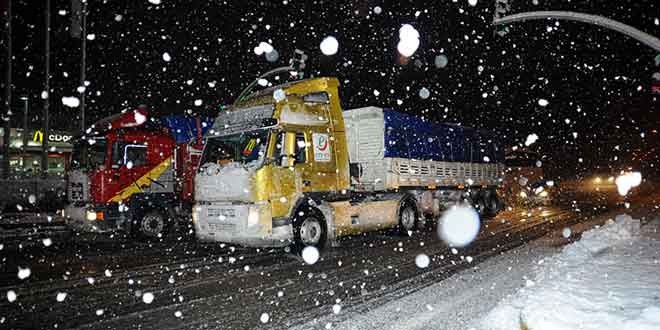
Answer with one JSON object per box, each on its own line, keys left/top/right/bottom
{"left": 194, "top": 78, "right": 348, "bottom": 247}
{"left": 65, "top": 108, "right": 210, "bottom": 238}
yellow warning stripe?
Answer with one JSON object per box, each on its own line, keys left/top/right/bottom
{"left": 108, "top": 157, "right": 172, "bottom": 203}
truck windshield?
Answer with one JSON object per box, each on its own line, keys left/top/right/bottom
{"left": 200, "top": 129, "right": 269, "bottom": 168}
{"left": 71, "top": 138, "right": 107, "bottom": 170}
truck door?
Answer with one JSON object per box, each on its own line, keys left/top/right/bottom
{"left": 270, "top": 131, "right": 309, "bottom": 217}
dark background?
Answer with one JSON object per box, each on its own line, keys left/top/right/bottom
{"left": 1, "top": 0, "right": 659, "bottom": 178}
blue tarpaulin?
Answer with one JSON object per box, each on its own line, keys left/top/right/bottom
{"left": 161, "top": 116, "right": 215, "bottom": 144}
{"left": 382, "top": 109, "right": 504, "bottom": 163}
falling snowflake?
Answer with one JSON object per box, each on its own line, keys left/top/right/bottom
{"left": 17, "top": 267, "right": 31, "bottom": 280}
{"left": 142, "top": 292, "right": 154, "bottom": 304}
{"left": 418, "top": 87, "right": 430, "bottom": 99}
{"left": 438, "top": 206, "right": 480, "bottom": 247}
{"left": 7, "top": 290, "right": 17, "bottom": 302}
{"left": 260, "top": 313, "right": 270, "bottom": 323}
{"left": 415, "top": 254, "right": 430, "bottom": 268}
{"left": 537, "top": 99, "right": 549, "bottom": 107}
{"left": 162, "top": 52, "right": 171, "bottom": 62}
{"left": 397, "top": 24, "right": 420, "bottom": 57}
{"left": 273, "top": 89, "right": 286, "bottom": 102}
{"left": 524, "top": 133, "right": 539, "bottom": 146}
{"left": 301, "top": 246, "right": 320, "bottom": 265}
{"left": 320, "top": 36, "right": 339, "bottom": 56}
{"left": 56, "top": 292, "right": 67, "bottom": 302}
{"left": 61, "top": 96, "right": 81, "bottom": 108}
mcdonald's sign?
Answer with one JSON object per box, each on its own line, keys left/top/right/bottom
{"left": 32, "top": 130, "right": 73, "bottom": 143}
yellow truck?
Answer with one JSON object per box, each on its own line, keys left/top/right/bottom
{"left": 193, "top": 77, "right": 505, "bottom": 249}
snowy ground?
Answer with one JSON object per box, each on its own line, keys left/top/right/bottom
{"left": 480, "top": 214, "right": 660, "bottom": 330}
{"left": 294, "top": 208, "right": 660, "bottom": 330}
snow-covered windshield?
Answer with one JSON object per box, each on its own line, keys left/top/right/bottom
{"left": 200, "top": 129, "right": 269, "bottom": 168}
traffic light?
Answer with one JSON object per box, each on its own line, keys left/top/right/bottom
{"left": 494, "top": 0, "right": 511, "bottom": 36}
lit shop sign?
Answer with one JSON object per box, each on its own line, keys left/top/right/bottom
{"left": 33, "top": 130, "right": 73, "bottom": 143}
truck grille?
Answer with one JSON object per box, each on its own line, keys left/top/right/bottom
{"left": 69, "top": 182, "right": 85, "bottom": 202}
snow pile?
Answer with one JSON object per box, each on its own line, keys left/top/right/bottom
{"left": 480, "top": 214, "right": 660, "bottom": 330}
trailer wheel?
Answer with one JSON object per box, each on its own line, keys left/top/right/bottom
{"left": 398, "top": 198, "right": 418, "bottom": 235}
{"left": 292, "top": 206, "right": 327, "bottom": 251}
{"left": 485, "top": 192, "right": 504, "bottom": 217}
{"left": 139, "top": 210, "right": 167, "bottom": 239}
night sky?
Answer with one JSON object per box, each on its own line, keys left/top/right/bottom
{"left": 2, "top": 0, "right": 659, "bottom": 177}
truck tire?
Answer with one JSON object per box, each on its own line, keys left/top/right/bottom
{"left": 478, "top": 190, "right": 503, "bottom": 218}
{"left": 469, "top": 191, "right": 487, "bottom": 218}
{"left": 485, "top": 193, "right": 504, "bottom": 217}
{"left": 398, "top": 198, "right": 418, "bottom": 235}
{"left": 139, "top": 210, "right": 167, "bottom": 239}
{"left": 292, "top": 206, "right": 327, "bottom": 251}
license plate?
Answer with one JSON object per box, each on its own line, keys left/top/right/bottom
{"left": 207, "top": 207, "right": 236, "bottom": 218}
{"left": 208, "top": 223, "right": 236, "bottom": 233}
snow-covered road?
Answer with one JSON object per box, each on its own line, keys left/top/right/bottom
{"left": 296, "top": 206, "right": 660, "bottom": 330}
{"left": 1, "top": 202, "right": 655, "bottom": 330}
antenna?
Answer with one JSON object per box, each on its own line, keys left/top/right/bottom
{"left": 231, "top": 49, "right": 309, "bottom": 108}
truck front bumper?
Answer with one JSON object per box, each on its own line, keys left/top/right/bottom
{"left": 193, "top": 201, "right": 292, "bottom": 248}
{"left": 64, "top": 203, "right": 124, "bottom": 233}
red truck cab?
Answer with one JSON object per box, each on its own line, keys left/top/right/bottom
{"left": 65, "top": 108, "right": 211, "bottom": 238}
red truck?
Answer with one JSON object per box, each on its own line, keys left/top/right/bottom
{"left": 64, "top": 107, "right": 213, "bottom": 238}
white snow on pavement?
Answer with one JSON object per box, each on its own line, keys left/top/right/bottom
{"left": 292, "top": 213, "right": 660, "bottom": 330}
{"left": 480, "top": 214, "right": 660, "bottom": 330}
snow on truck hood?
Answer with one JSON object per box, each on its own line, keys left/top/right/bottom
{"left": 195, "top": 162, "right": 253, "bottom": 202}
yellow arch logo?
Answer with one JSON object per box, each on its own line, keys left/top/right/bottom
{"left": 33, "top": 130, "right": 44, "bottom": 143}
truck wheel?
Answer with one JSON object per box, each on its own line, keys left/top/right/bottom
{"left": 139, "top": 210, "right": 167, "bottom": 239}
{"left": 292, "top": 207, "right": 327, "bottom": 251}
{"left": 398, "top": 199, "right": 418, "bottom": 235}
{"left": 485, "top": 193, "right": 504, "bottom": 217}
{"left": 470, "top": 191, "right": 487, "bottom": 218}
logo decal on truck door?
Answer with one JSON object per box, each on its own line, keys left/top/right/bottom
{"left": 312, "top": 133, "right": 331, "bottom": 162}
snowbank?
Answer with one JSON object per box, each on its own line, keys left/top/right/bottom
{"left": 479, "top": 214, "right": 660, "bottom": 330}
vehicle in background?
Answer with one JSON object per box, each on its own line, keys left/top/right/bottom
{"left": 193, "top": 76, "right": 505, "bottom": 250}
{"left": 558, "top": 170, "right": 642, "bottom": 209}
{"left": 502, "top": 149, "right": 554, "bottom": 206}
{"left": 64, "top": 107, "right": 213, "bottom": 239}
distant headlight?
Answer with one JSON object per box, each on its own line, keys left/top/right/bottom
{"left": 615, "top": 171, "right": 642, "bottom": 196}
{"left": 593, "top": 176, "right": 602, "bottom": 184}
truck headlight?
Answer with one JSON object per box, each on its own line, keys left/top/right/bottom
{"left": 247, "top": 208, "right": 259, "bottom": 227}
{"left": 86, "top": 210, "right": 104, "bottom": 221}
{"left": 192, "top": 207, "right": 199, "bottom": 224}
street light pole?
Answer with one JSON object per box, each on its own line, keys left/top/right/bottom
{"left": 21, "top": 96, "right": 28, "bottom": 166}
{"left": 2, "top": 0, "right": 12, "bottom": 179}
{"left": 80, "top": 0, "right": 86, "bottom": 133}
{"left": 42, "top": 0, "right": 50, "bottom": 178}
